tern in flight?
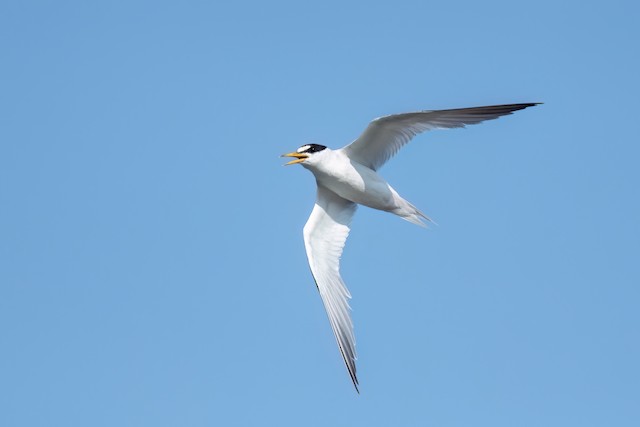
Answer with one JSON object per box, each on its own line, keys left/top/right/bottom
{"left": 282, "top": 103, "right": 539, "bottom": 392}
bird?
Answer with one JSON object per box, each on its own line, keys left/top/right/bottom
{"left": 281, "top": 103, "right": 539, "bottom": 392}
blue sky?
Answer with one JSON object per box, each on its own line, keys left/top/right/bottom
{"left": 1, "top": 1, "right": 639, "bottom": 426}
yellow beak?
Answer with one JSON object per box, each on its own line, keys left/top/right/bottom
{"left": 281, "top": 152, "right": 309, "bottom": 166}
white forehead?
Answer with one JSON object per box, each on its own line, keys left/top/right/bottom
{"left": 297, "top": 145, "right": 311, "bottom": 153}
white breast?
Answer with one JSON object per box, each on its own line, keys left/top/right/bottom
{"left": 304, "top": 150, "right": 398, "bottom": 211}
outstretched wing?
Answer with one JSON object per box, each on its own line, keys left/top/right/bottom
{"left": 303, "top": 185, "right": 359, "bottom": 391}
{"left": 342, "top": 103, "right": 539, "bottom": 170}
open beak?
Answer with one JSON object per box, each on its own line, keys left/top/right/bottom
{"left": 281, "top": 152, "right": 309, "bottom": 166}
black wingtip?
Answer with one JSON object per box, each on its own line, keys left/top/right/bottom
{"left": 520, "top": 102, "right": 543, "bottom": 107}
{"left": 511, "top": 102, "right": 541, "bottom": 112}
{"left": 475, "top": 102, "right": 542, "bottom": 116}
{"left": 344, "top": 359, "right": 360, "bottom": 393}
{"left": 492, "top": 102, "right": 541, "bottom": 110}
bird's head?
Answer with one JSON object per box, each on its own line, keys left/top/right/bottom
{"left": 281, "top": 144, "right": 328, "bottom": 166}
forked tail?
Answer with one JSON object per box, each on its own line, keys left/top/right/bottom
{"left": 394, "top": 200, "right": 434, "bottom": 227}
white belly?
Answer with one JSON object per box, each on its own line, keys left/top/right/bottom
{"left": 304, "top": 154, "right": 399, "bottom": 211}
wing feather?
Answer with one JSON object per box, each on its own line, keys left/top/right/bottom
{"left": 342, "top": 103, "right": 539, "bottom": 170}
{"left": 303, "top": 185, "right": 359, "bottom": 391}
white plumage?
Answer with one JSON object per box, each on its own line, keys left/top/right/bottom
{"left": 282, "top": 103, "right": 539, "bottom": 392}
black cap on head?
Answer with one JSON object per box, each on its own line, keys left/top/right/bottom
{"left": 297, "top": 144, "right": 327, "bottom": 154}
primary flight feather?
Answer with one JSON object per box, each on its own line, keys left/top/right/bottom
{"left": 282, "top": 103, "right": 539, "bottom": 392}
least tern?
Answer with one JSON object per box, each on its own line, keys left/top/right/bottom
{"left": 282, "top": 103, "right": 539, "bottom": 392}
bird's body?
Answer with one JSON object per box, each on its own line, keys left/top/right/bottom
{"left": 282, "top": 103, "right": 539, "bottom": 392}
{"left": 302, "top": 148, "right": 428, "bottom": 225}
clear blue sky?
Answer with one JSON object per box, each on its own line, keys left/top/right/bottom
{"left": 1, "top": 1, "right": 638, "bottom": 426}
